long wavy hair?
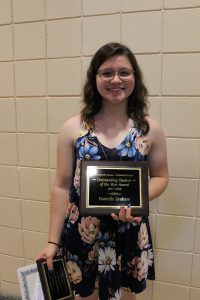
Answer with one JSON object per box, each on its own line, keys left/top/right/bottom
{"left": 81, "top": 42, "right": 149, "bottom": 134}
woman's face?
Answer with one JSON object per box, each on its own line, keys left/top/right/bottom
{"left": 96, "top": 55, "right": 135, "bottom": 105}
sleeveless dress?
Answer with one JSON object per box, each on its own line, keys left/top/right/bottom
{"left": 60, "top": 123, "right": 155, "bottom": 300}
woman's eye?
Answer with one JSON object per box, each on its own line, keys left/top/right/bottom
{"left": 119, "top": 71, "right": 131, "bottom": 77}
{"left": 102, "top": 71, "right": 113, "bottom": 77}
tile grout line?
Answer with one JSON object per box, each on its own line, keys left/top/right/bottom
{"left": 10, "top": 0, "right": 26, "bottom": 268}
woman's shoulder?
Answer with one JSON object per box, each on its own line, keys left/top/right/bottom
{"left": 62, "top": 114, "right": 81, "bottom": 129}
{"left": 145, "top": 116, "right": 166, "bottom": 141}
{"left": 146, "top": 116, "right": 161, "bottom": 129}
{"left": 59, "top": 114, "right": 82, "bottom": 143}
{"left": 60, "top": 114, "right": 93, "bottom": 145}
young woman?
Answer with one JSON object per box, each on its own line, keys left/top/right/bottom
{"left": 36, "top": 42, "right": 168, "bottom": 300}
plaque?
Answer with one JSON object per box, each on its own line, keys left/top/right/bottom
{"left": 36, "top": 256, "right": 74, "bottom": 300}
{"left": 80, "top": 161, "right": 149, "bottom": 216}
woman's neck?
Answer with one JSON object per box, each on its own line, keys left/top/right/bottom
{"left": 94, "top": 103, "right": 133, "bottom": 130}
{"left": 97, "top": 101, "right": 128, "bottom": 120}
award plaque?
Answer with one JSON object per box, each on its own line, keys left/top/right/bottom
{"left": 80, "top": 160, "right": 149, "bottom": 216}
{"left": 36, "top": 256, "right": 74, "bottom": 300}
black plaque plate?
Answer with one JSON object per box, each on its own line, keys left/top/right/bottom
{"left": 36, "top": 256, "right": 74, "bottom": 300}
{"left": 80, "top": 161, "right": 149, "bottom": 216}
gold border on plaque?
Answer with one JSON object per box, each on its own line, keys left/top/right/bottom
{"left": 86, "top": 166, "right": 143, "bottom": 209}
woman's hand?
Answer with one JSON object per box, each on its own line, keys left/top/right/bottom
{"left": 111, "top": 205, "right": 142, "bottom": 224}
{"left": 35, "top": 243, "right": 59, "bottom": 270}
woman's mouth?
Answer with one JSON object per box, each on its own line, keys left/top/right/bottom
{"left": 107, "top": 87, "right": 124, "bottom": 92}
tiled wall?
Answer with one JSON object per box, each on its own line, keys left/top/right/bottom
{"left": 0, "top": 1, "right": 200, "bottom": 299}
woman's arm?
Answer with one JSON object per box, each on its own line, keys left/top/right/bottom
{"left": 36, "top": 117, "right": 79, "bottom": 268}
{"left": 147, "top": 118, "right": 169, "bottom": 200}
{"left": 48, "top": 120, "right": 75, "bottom": 244}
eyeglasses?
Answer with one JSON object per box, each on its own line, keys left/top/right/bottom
{"left": 97, "top": 68, "right": 134, "bottom": 81}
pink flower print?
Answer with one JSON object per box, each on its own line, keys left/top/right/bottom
{"left": 137, "top": 223, "right": 149, "bottom": 250}
{"left": 128, "top": 248, "right": 153, "bottom": 282}
{"left": 132, "top": 251, "right": 148, "bottom": 281}
{"left": 66, "top": 261, "right": 82, "bottom": 284}
{"left": 73, "top": 159, "right": 81, "bottom": 194}
{"left": 66, "top": 203, "right": 79, "bottom": 224}
{"left": 88, "top": 241, "right": 99, "bottom": 263}
{"left": 69, "top": 204, "right": 79, "bottom": 224}
{"left": 136, "top": 135, "right": 151, "bottom": 156}
{"left": 117, "top": 255, "right": 122, "bottom": 272}
{"left": 78, "top": 216, "right": 100, "bottom": 244}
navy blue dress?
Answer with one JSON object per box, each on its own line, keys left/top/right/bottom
{"left": 60, "top": 123, "right": 155, "bottom": 299}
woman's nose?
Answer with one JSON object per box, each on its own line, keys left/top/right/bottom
{"left": 110, "top": 72, "right": 122, "bottom": 83}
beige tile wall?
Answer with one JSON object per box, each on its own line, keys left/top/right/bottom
{"left": 0, "top": 1, "right": 200, "bottom": 299}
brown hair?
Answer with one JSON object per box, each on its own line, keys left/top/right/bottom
{"left": 81, "top": 42, "right": 149, "bottom": 134}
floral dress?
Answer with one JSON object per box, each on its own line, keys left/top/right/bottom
{"left": 60, "top": 123, "right": 155, "bottom": 300}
